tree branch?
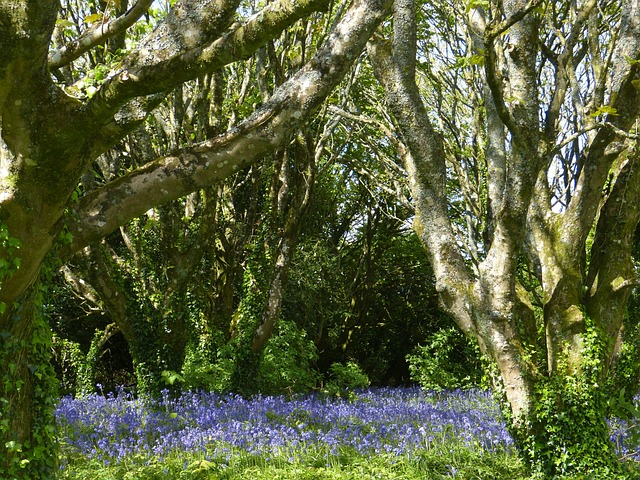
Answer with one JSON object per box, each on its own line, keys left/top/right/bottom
{"left": 484, "top": 0, "right": 546, "bottom": 42}
{"left": 542, "top": 0, "right": 597, "bottom": 142}
{"left": 558, "top": 0, "right": 640, "bottom": 255}
{"left": 483, "top": 36, "right": 519, "bottom": 136}
{"left": 79, "top": 0, "right": 329, "bottom": 129}
{"left": 611, "top": 277, "right": 640, "bottom": 293}
{"left": 62, "top": 0, "right": 393, "bottom": 259}
{"left": 48, "top": 0, "right": 154, "bottom": 69}
{"left": 483, "top": 0, "right": 544, "bottom": 141}
{"left": 368, "top": 17, "right": 475, "bottom": 335}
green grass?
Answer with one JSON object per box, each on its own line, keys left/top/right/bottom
{"left": 57, "top": 443, "right": 527, "bottom": 479}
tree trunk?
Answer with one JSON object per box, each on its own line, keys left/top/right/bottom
{"left": 368, "top": 0, "right": 640, "bottom": 475}
{"left": 253, "top": 136, "right": 315, "bottom": 352}
{"left": 76, "top": 323, "right": 119, "bottom": 397}
{"left": 515, "top": 374, "right": 617, "bottom": 476}
{"left": 0, "top": 285, "right": 58, "bottom": 477}
{"left": 229, "top": 138, "right": 315, "bottom": 392}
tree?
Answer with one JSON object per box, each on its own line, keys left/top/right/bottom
{"left": 370, "top": 0, "right": 640, "bottom": 475}
{"left": 0, "top": 0, "right": 393, "bottom": 476}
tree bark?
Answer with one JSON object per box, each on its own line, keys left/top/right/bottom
{"left": 253, "top": 136, "right": 315, "bottom": 352}
{"left": 0, "top": 285, "right": 58, "bottom": 477}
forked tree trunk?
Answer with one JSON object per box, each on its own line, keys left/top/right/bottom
{"left": 253, "top": 137, "right": 315, "bottom": 352}
{"left": 229, "top": 138, "right": 315, "bottom": 393}
{"left": 369, "top": 0, "right": 640, "bottom": 475}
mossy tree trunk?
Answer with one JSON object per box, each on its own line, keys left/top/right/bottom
{"left": 0, "top": 286, "right": 58, "bottom": 477}
{"left": 75, "top": 323, "right": 119, "bottom": 397}
{"left": 369, "top": 0, "right": 640, "bottom": 475}
{"left": 252, "top": 135, "right": 316, "bottom": 353}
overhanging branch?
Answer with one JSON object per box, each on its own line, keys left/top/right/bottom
{"left": 62, "top": 0, "right": 393, "bottom": 259}
{"left": 79, "top": 0, "right": 329, "bottom": 128}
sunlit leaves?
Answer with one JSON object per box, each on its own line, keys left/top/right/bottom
{"left": 465, "top": 0, "right": 490, "bottom": 13}
{"left": 589, "top": 105, "right": 619, "bottom": 118}
{"left": 84, "top": 13, "right": 104, "bottom": 24}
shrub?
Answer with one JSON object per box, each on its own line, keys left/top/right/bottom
{"left": 258, "top": 319, "right": 321, "bottom": 395}
{"left": 406, "top": 326, "right": 484, "bottom": 391}
{"left": 180, "top": 333, "right": 234, "bottom": 392}
{"left": 324, "top": 361, "right": 370, "bottom": 399}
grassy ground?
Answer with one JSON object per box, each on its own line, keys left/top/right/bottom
{"left": 57, "top": 443, "right": 527, "bottom": 479}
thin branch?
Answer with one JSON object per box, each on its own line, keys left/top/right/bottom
{"left": 551, "top": 124, "right": 600, "bottom": 154}
{"left": 564, "top": 0, "right": 598, "bottom": 48}
{"left": 483, "top": 37, "right": 519, "bottom": 135}
{"left": 485, "top": 0, "right": 546, "bottom": 41}
{"left": 603, "top": 120, "right": 640, "bottom": 140}
{"left": 49, "top": 0, "right": 155, "bottom": 69}
{"left": 327, "top": 105, "right": 404, "bottom": 153}
{"left": 611, "top": 277, "right": 640, "bottom": 293}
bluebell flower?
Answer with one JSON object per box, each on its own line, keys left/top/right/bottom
{"left": 54, "top": 386, "right": 639, "bottom": 467}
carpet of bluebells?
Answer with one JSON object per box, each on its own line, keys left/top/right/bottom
{"left": 54, "top": 386, "right": 640, "bottom": 470}
{"left": 55, "top": 387, "right": 514, "bottom": 467}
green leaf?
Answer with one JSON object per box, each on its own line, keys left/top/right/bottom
{"left": 465, "top": 0, "right": 489, "bottom": 13}
{"left": 84, "top": 13, "right": 103, "bottom": 24}
{"left": 56, "top": 19, "right": 75, "bottom": 27}
{"left": 5, "top": 440, "right": 22, "bottom": 452}
{"left": 625, "top": 56, "right": 640, "bottom": 66}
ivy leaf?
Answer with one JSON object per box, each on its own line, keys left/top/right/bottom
{"left": 625, "top": 56, "right": 640, "bottom": 66}
{"left": 454, "top": 54, "right": 485, "bottom": 69}
{"left": 5, "top": 440, "right": 23, "bottom": 453}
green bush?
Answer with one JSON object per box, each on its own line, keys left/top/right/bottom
{"left": 324, "top": 361, "right": 370, "bottom": 399}
{"left": 605, "top": 290, "right": 640, "bottom": 411}
{"left": 180, "top": 334, "right": 234, "bottom": 392}
{"left": 406, "top": 326, "right": 484, "bottom": 391}
{"left": 51, "top": 334, "right": 84, "bottom": 396}
{"left": 182, "top": 320, "right": 322, "bottom": 396}
{"left": 258, "top": 319, "right": 321, "bottom": 395}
